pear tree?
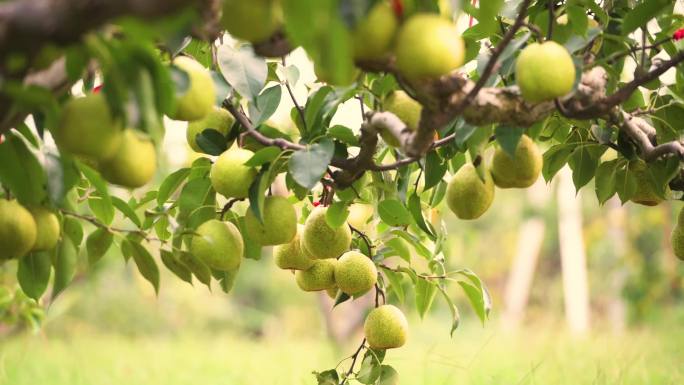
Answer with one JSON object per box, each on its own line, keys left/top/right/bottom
{"left": 0, "top": 0, "right": 683, "bottom": 384}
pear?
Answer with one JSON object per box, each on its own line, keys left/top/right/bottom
{"left": 381, "top": 91, "right": 422, "bottom": 147}
{"left": 491, "top": 135, "right": 543, "bottom": 188}
{"left": 629, "top": 160, "right": 668, "bottom": 206}
{"left": 326, "top": 286, "right": 339, "bottom": 299}
{"left": 446, "top": 163, "right": 495, "bottom": 220}
{"left": 273, "top": 225, "right": 314, "bottom": 270}
{"left": 0, "top": 199, "right": 37, "bottom": 260}
{"left": 245, "top": 196, "right": 297, "bottom": 246}
{"left": 295, "top": 259, "right": 338, "bottom": 291}
{"left": 210, "top": 147, "right": 257, "bottom": 199}
{"left": 516, "top": 41, "right": 575, "bottom": 103}
{"left": 190, "top": 219, "right": 243, "bottom": 271}
{"left": 352, "top": 2, "right": 398, "bottom": 61}
{"left": 52, "top": 93, "right": 123, "bottom": 160}
{"left": 347, "top": 203, "right": 374, "bottom": 232}
{"left": 169, "top": 56, "right": 216, "bottom": 122}
{"left": 99, "top": 130, "right": 157, "bottom": 188}
{"left": 302, "top": 207, "right": 352, "bottom": 259}
{"left": 395, "top": 14, "right": 464, "bottom": 81}
{"left": 221, "top": 0, "right": 282, "bottom": 43}
{"left": 334, "top": 251, "right": 377, "bottom": 296}
{"left": 186, "top": 107, "right": 235, "bottom": 153}
{"left": 671, "top": 207, "right": 684, "bottom": 261}
{"left": 364, "top": 305, "right": 409, "bottom": 349}
{"left": 29, "top": 207, "right": 60, "bottom": 251}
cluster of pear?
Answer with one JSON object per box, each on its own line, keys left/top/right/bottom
{"left": 51, "top": 92, "right": 157, "bottom": 189}
{"left": 0, "top": 199, "right": 61, "bottom": 261}
{"left": 446, "top": 135, "right": 543, "bottom": 220}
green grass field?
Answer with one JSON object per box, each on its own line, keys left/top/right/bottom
{"left": 2, "top": 316, "right": 682, "bottom": 385}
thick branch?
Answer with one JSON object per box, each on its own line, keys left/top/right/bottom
{"left": 621, "top": 111, "right": 684, "bottom": 162}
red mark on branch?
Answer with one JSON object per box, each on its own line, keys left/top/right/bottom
{"left": 674, "top": 28, "right": 684, "bottom": 41}
{"left": 469, "top": 0, "right": 477, "bottom": 27}
{"left": 0, "top": 134, "right": 4, "bottom": 144}
{"left": 313, "top": 201, "right": 321, "bottom": 207}
{"left": 391, "top": 0, "right": 403, "bottom": 18}
{"left": 93, "top": 84, "right": 103, "bottom": 93}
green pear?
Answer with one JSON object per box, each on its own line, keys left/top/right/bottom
{"left": 295, "top": 259, "right": 337, "bottom": 291}
{"left": 334, "top": 251, "right": 377, "bottom": 296}
{"left": 381, "top": 91, "right": 422, "bottom": 147}
{"left": 352, "top": 2, "right": 399, "bottom": 61}
{"left": 671, "top": 207, "right": 684, "bottom": 261}
{"left": 446, "top": 163, "right": 495, "bottom": 220}
{"left": 364, "top": 304, "right": 409, "bottom": 349}
{"left": 347, "top": 203, "right": 374, "bottom": 232}
{"left": 29, "top": 206, "right": 60, "bottom": 251}
{"left": 491, "top": 135, "right": 543, "bottom": 188}
{"left": 302, "top": 207, "right": 352, "bottom": 259}
{"left": 210, "top": 147, "right": 257, "bottom": 199}
{"left": 630, "top": 160, "right": 668, "bottom": 206}
{"left": 187, "top": 107, "right": 235, "bottom": 153}
{"left": 169, "top": 56, "right": 216, "bottom": 122}
{"left": 221, "top": 0, "right": 282, "bottom": 43}
{"left": 245, "top": 196, "right": 297, "bottom": 245}
{"left": 395, "top": 14, "right": 464, "bottom": 81}
{"left": 190, "top": 219, "right": 243, "bottom": 271}
{"left": 0, "top": 199, "right": 36, "bottom": 260}
{"left": 53, "top": 93, "right": 123, "bottom": 160}
{"left": 516, "top": 41, "right": 575, "bottom": 103}
{"left": 273, "top": 225, "right": 314, "bottom": 270}
{"left": 99, "top": 130, "right": 157, "bottom": 188}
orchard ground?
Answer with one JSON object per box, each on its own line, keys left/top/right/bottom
{"left": 2, "top": 314, "right": 683, "bottom": 385}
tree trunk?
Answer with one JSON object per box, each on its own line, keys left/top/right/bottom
{"left": 557, "top": 167, "right": 591, "bottom": 334}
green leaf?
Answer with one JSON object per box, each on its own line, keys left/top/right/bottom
{"left": 249, "top": 85, "right": 282, "bottom": 126}
{"left": 126, "top": 240, "right": 160, "bottom": 294}
{"left": 79, "top": 162, "right": 114, "bottom": 224}
{"left": 615, "top": 164, "right": 638, "bottom": 204}
{"left": 18, "top": 252, "right": 52, "bottom": 300}
{"left": 377, "top": 365, "right": 399, "bottom": 385}
{"left": 437, "top": 286, "right": 460, "bottom": 336}
{"left": 415, "top": 278, "right": 437, "bottom": 318}
{"left": 357, "top": 352, "right": 382, "bottom": 384}
{"left": 495, "top": 125, "right": 524, "bottom": 157}
{"left": 424, "top": 151, "right": 447, "bottom": 190}
{"left": 217, "top": 44, "right": 267, "bottom": 100}
{"left": 288, "top": 139, "right": 334, "bottom": 189}
{"left": 196, "top": 129, "right": 228, "bottom": 156}
{"left": 51, "top": 238, "right": 78, "bottom": 300}
{"left": 407, "top": 193, "right": 434, "bottom": 238}
{"left": 542, "top": 144, "right": 574, "bottom": 182}
{"left": 245, "top": 147, "right": 282, "bottom": 168}
{"left": 378, "top": 199, "right": 412, "bottom": 227}
{"left": 325, "top": 201, "right": 350, "bottom": 229}
{"left": 0, "top": 132, "right": 47, "bottom": 205}
{"left": 595, "top": 160, "right": 618, "bottom": 204}
{"left": 390, "top": 229, "right": 432, "bottom": 260}
{"left": 43, "top": 151, "right": 80, "bottom": 206}
{"left": 248, "top": 166, "right": 271, "bottom": 224}
{"left": 160, "top": 249, "right": 193, "bottom": 285}
{"left": 111, "top": 196, "right": 142, "bottom": 228}
{"left": 568, "top": 144, "right": 603, "bottom": 192}
{"left": 383, "top": 268, "right": 405, "bottom": 304}
{"left": 86, "top": 228, "right": 113, "bottom": 265}
{"left": 328, "top": 125, "right": 358, "bottom": 146}
{"left": 214, "top": 268, "right": 239, "bottom": 294}
{"left": 456, "top": 269, "right": 492, "bottom": 325}
{"left": 179, "top": 250, "right": 212, "bottom": 288}
{"left": 622, "top": 0, "right": 672, "bottom": 35}
{"left": 62, "top": 216, "right": 84, "bottom": 246}
{"left": 384, "top": 238, "right": 411, "bottom": 264}
{"left": 313, "top": 369, "right": 339, "bottom": 385}
{"left": 157, "top": 167, "right": 191, "bottom": 206}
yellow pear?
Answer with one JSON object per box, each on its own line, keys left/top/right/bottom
{"left": 245, "top": 196, "right": 297, "bottom": 245}
{"left": 491, "top": 135, "right": 543, "bottom": 188}
{"left": 273, "top": 225, "right": 314, "bottom": 270}
{"left": 334, "top": 251, "right": 377, "bottom": 296}
{"left": 352, "top": 2, "right": 399, "bottom": 61}
{"left": 326, "top": 286, "right": 340, "bottom": 299}
{"left": 347, "top": 203, "right": 374, "bottom": 232}
{"left": 210, "top": 147, "right": 257, "bottom": 199}
{"left": 169, "top": 56, "right": 216, "bottom": 121}
{"left": 446, "top": 163, "right": 495, "bottom": 220}
{"left": 516, "top": 41, "right": 575, "bottom": 103}
{"left": 221, "top": 0, "right": 282, "bottom": 43}
{"left": 0, "top": 199, "right": 36, "bottom": 260}
{"left": 364, "top": 304, "right": 409, "bottom": 349}
{"left": 29, "top": 207, "right": 60, "bottom": 251}
{"left": 629, "top": 160, "right": 668, "bottom": 206}
{"left": 302, "top": 207, "right": 352, "bottom": 259}
{"left": 53, "top": 93, "right": 123, "bottom": 160}
{"left": 395, "top": 14, "right": 464, "bottom": 81}
{"left": 295, "top": 259, "right": 338, "bottom": 291}
{"left": 186, "top": 107, "right": 235, "bottom": 153}
{"left": 98, "top": 130, "right": 157, "bottom": 188}
{"left": 381, "top": 91, "right": 422, "bottom": 147}
{"left": 190, "top": 219, "right": 243, "bottom": 271}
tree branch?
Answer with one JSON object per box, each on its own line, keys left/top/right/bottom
{"left": 620, "top": 110, "right": 684, "bottom": 162}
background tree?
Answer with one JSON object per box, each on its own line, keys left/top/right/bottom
{"left": 0, "top": 0, "right": 683, "bottom": 384}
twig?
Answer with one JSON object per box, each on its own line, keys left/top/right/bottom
{"left": 219, "top": 198, "right": 244, "bottom": 220}
{"left": 60, "top": 210, "right": 163, "bottom": 243}
{"left": 341, "top": 338, "right": 367, "bottom": 385}
{"left": 281, "top": 56, "right": 307, "bottom": 132}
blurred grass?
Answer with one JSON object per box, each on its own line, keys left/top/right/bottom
{"left": 2, "top": 315, "right": 682, "bottom": 385}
